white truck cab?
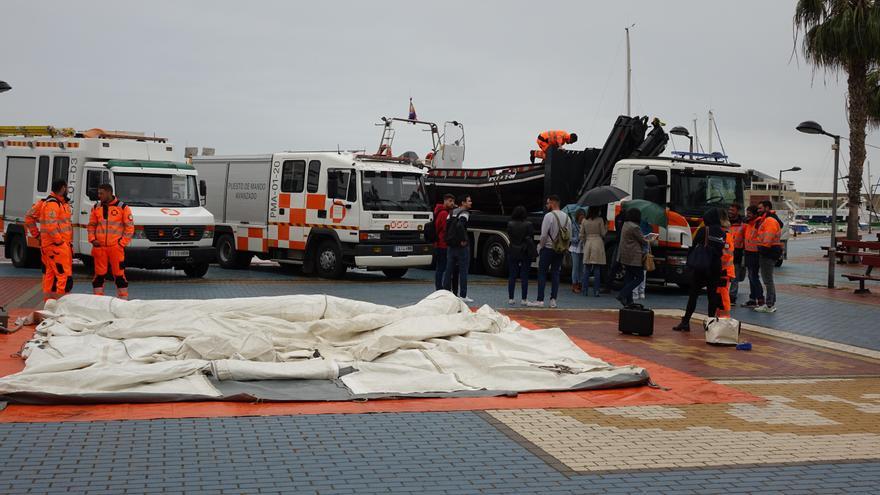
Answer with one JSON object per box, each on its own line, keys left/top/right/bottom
{"left": 0, "top": 127, "right": 216, "bottom": 277}
{"left": 193, "top": 150, "right": 433, "bottom": 278}
{"left": 608, "top": 156, "right": 749, "bottom": 284}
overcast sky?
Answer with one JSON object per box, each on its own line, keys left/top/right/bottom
{"left": 2, "top": 0, "right": 878, "bottom": 193}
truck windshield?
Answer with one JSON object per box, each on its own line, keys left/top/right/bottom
{"left": 671, "top": 171, "right": 744, "bottom": 216}
{"left": 114, "top": 173, "right": 199, "bottom": 207}
{"left": 362, "top": 171, "right": 430, "bottom": 211}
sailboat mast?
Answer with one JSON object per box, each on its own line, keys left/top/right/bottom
{"left": 708, "top": 110, "right": 714, "bottom": 153}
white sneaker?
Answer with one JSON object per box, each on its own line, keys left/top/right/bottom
{"left": 508, "top": 298, "right": 516, "bottom": 306}
{"left": 639, "top": 294, "right": 646, "bottom": 300}
{"left": 460, "top": 296, "right": 475, "bottom": 303}
{"left": 527, "top": 300, "right": 544, "bottom": 307}
{"left": 549, "top": 299, "right": 558, "bottom": 308}
{"left": 520, "top": 299, "right": 528, "bottom": 306}
{"left": 754, "top": 304, "right": 777, "bottom": 313}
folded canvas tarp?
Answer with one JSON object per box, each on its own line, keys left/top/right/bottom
{"left": 0, "top": 291, "right": 649, "bottom": 404}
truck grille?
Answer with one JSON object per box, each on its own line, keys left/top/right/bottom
{"left": 384, "top": 230, "right": 423, "bottom": 242}
{"left": 143, "top": 225, "right": 205, "bottom": 242}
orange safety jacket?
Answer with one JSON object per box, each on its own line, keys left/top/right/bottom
{"left": 721, "top": 231, "right": 735, "bottom": 278}
{"left": 730, "top": 219, "right": 745, "bottom": 250}
{"left": 88, "top": 197, "right": 135, "bottom": 248}
{"left": 536, "top": 130, "right": 573, "bottom": 152}
{"left": 743, "top": 217, "right": 760, "bottom": 253}
{"left": 35, "top": 193, "right": 73, "bottom": 248}
{"left": 756, "top": 212, "right": 782, "bottom": 248}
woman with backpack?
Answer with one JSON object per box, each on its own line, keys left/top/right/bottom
{"left": 673, "top": 207, "right": 727, "bottom": 331}
{"left": 506, "top": 206, "right": 538, "bottom": 306}
{"left": 580, "top": 206, "right": 607, "bottom": 297}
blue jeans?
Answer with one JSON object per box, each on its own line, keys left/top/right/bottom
{"left": 434, "top": 247, "right": 447, "bottom": 290}
{"left": 745, "top": 252, "right": 763, "bottom": 303}
{"left": 507, "top": 256, "right": 530, "bottom": 300}
{"left": 443, "top": 246, "right": 469, "bottom": 297}
{"left": 570, "top": 252, "right": 583, "bottom": 284}
{"left": 582, "top": 264, "right": 602, "bottom": 296}
{"left": 618, "top": 264, "right": 644, "bottom": 305}
{"left": 537, "top": 247, "right": 564, "bottom": 302}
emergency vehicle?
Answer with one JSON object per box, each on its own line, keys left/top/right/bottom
{"left": 426, "top": 116, "right": 753, "bottom": 288}
{"left": 192, "top": 146, "right": 434, "bottom": 279}
{"left": 0, "top": 126, "right": 216, "bottom": 277}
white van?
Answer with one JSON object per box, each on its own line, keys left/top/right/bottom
{"left": 0, "top": 126, "right": 216, "bottom": 277}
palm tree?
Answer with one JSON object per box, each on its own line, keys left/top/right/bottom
{"left": 870, "top": 68, "right": 880, "bottom": 128}
{"left": 795, "top": 0, "right": 880, "bottom": 239}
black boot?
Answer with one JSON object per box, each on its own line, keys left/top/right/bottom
{"left": 672, "top": 320, "right": 690, "bottom": 332}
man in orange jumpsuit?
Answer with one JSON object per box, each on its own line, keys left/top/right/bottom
{"left": 530, "top": 130, "right": 578, "bottom": 163}
{"left": 26, "top": 179, "right": 74, "bottom": 301}
{"left": 88, "top": 183, "right": 134, "bottom": 299}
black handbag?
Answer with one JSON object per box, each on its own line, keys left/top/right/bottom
{"left": 686, "top": 227, "right": 711, "bottom": 271}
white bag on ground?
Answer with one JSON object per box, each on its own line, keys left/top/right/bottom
{"left": 704, "top": 317, "right": 740, "bottom": 345}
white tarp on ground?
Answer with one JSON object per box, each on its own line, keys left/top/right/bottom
{"left": 0, "top": 291, "right": 648, "bottom": 401}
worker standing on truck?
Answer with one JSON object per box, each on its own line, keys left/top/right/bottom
{"left": 88, "top": 183, "right": 135, "bottom": 299}
{"left": 32, "top": 179, "right": 74, "bottom": 301}
{"left": 530, "top": 130, "right": 578, "bottom": 163}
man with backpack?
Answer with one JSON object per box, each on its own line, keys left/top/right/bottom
{"left": 537, "top": 195, "right": 571, "bottom": 308}
{"left": 443, "top": 194, "right": 473, "bottom": 303}
{"left": 430, "top": 193, "right": 456, "bottom": 290}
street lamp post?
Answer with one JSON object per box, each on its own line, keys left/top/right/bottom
{"left": 777, "top": 166, "right": 802, "bottom": 203}
{"left": 796, "top": 120, "right": 840, "bottom": 288}
{"left": 670, "top": 126, "right": 693, "bottom": 153}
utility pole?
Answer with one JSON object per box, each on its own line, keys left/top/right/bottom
{"left": 625, "top": 25, "right": 634, "bottom": 117}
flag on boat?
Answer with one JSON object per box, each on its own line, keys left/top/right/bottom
{"left": 408, "top": 98, "right": 417, "bottom": 120}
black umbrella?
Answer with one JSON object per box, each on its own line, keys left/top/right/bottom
{"left": 578, "top": 185, "right": 630, "bottom": 206}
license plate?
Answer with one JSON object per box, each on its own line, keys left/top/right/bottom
{"left": 166, "top": 250, "right": 190, "bottom": 257}
{"left": 394, "top": 245, "right": 413, "bottom": 253}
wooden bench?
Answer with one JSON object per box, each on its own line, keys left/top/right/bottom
{"left": 831, "top": 239, "right": 880, "bottom": 264}
{"left": 842, "top": 254, "right": 880, "bottom": 294}
{"left": 821, "top": 235, "right": 860, "bottom": 258}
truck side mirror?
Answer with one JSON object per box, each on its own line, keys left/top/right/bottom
{"left": 199, "top": 180, "right": 207, "bottom": 206}
{"left": 744, "top": 171, "right": 753, "bottom": 188}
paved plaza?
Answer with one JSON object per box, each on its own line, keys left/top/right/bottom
{"left": 1, "top": 235, "right": 880, "bottom": 494}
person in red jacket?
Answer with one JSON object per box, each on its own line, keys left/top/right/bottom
{"left": 433, "top": 193, "right": 455, "bottom": 290}
{"left": 32, "top": 179, "right": 74, "bottom": 301}
{"left": 88, "top": 183, "right": 134, "bottom": 299}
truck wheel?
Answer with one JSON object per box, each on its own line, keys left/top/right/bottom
{"left": 183, "top": 262, "right": 209, "bottom": 278}
{"left": 382, "top": 268, "right": 408, "bottom": 279}
{"left": 482, "top": 235, "right": 508, "bottom": 278}
{"left": 9, "top": 235, "right": 34, "bottom": 268}
{"left": 217, "top": 234, "right": 251, "bottom": 269}
{"left": 316, "top": 240, "right": 346, "bottom": 279}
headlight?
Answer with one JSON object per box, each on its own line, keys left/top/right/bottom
{"left": 359, "top": 232, "right": 382, "bottom": 241}
{"left": 203, "top": 229, "right": 214, "bottom": 239}
{"left": 132, "top": 230, "right": 147, "bottom": 239}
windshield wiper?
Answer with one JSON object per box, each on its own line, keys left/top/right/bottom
{"left": 125, "top": 201, "right": 154, "bottom": 207}
{"left": 156, "top": 201, "right": 189, "bottom": 207}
